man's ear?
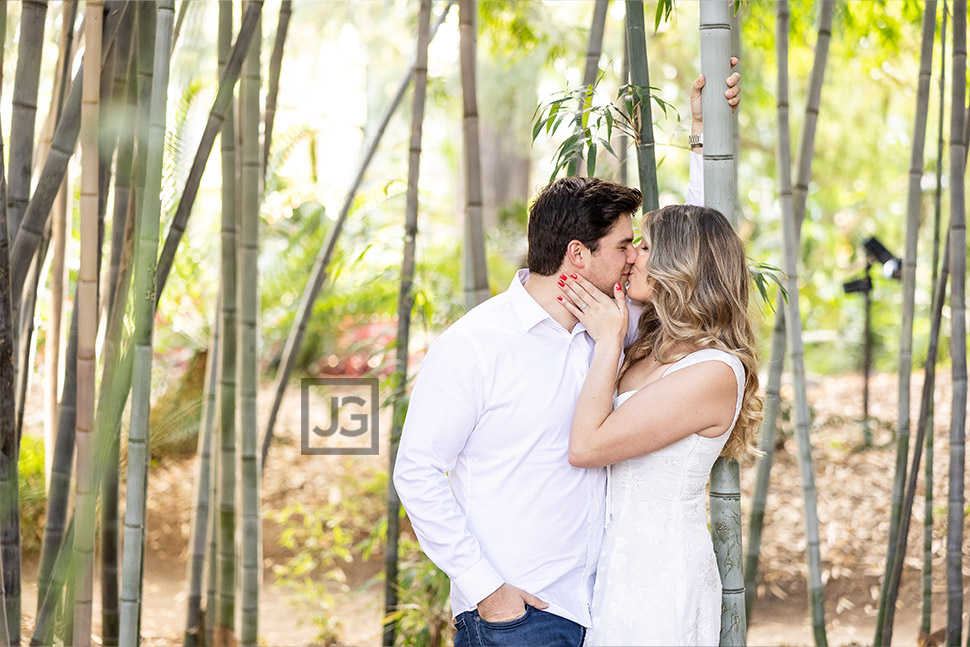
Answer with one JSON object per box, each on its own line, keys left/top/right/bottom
{"left": 565, "top": 240, "right": 588, "bottom": 269}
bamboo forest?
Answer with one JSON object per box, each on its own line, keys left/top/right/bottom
{"left": 0, "top": 0, "right": 968, "bottom": 645}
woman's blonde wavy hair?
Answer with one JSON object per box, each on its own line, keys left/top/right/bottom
{"left": 619, "top": 204, "right": 763, "bottom": 459}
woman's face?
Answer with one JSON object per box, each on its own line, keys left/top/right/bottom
{"left": 626, "top": 234, "right": 655, "bottom": 302}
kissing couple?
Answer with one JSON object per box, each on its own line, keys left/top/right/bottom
{"left": 394, "top": 60, "right": 762, "bottom": 647}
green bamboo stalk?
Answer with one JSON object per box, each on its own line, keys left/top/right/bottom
{"left": 184, "top": 294, "right": 220, "bottom": 647}
{"left": 72, "top": 2, "right": 104, "bottom": 644}
{"left": 7, "top": 0, "right": 48, "bottom": 244}
{"left": 617, "top": 23, "right": 629, "bottom": 186}
{"left": 8, "top": 0, "right": 129, "bottom": 306}
{"left": 260, "top": 1, "right": 455, "bottom": 469}
{"left": 926, "top": 7, "right": 947, "bottom": 637}
{"left": 119, "top": 2, "right": 175, "bottom": 644}
{"left": 30, "top": 518, "right": 75, "bottom": 647}
{"left": 262, "top": 0, "right": 291, "bottom": 181}
{"left": 624, "top": 0, "right": 658, "bottom": 210}
{"left": 744, "top": 0, "right": 832, "bottom": 617}
{"left": 458, "top": 0, "right": 489, "bottom": 309}
{"left": 776, "top": 2, "right": 827, "bottom": 643}
{"left": 700, "top": 3, "right": 743, "bottom": 644}
{"left": 238, "top": 4, "right": 261, "bottom": 645}
{"left": 385, "top": 2, "right": 433, "bottom": 642}
{"left": 567, "top": 0, "right": 609, "bottom": 177}
{"left": 33, "top": 0, "right": 132, "bottom": 620}
{"left": 744, "top": 305, "right": 785, "bottom": 619}
{"left": 946, "top": 3, "right": 966, "bottom": 644}
{"left": 215, "top": 3, "right": 239, "bottom": 642}
{"left": 153, "top": 0, "right": 265, "bottom": 304}
{"left": 876, "top": 3, "right": 937, "bottom": 644}
{"left": 43, "top": 0, "right": 78, "bottom": 494}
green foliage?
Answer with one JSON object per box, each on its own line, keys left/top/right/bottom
{"left": 19, "top": 435, "right": 46, "bottom": 555}
{"left": 386, "top": 537, "right": 451, "bottom": 647}
{"left": 532, "top": 80, "right": 678, "bottom": 181}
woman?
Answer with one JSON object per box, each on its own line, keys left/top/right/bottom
{"left": 557, "top": 204, "right": 762, "bottom": 646}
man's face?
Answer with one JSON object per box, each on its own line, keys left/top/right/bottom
{"left": 582, "top": 215, "right": 637, "bottom": 294}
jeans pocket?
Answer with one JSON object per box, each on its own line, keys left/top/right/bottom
{"left": 475, "top": 604, "right": 532, "bottom": 629}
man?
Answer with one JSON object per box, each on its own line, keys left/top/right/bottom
{"left": 394, "top": 70, "right": 739, "bottom": 646}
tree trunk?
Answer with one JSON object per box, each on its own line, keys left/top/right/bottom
{"left": 624, "top": 0, "right": 658, "bottom": 210}
{"left": 946, "top": 2, "right": 966, "bottom": 644}
{"left": 119, "top": 3, "right": 174, "bottom": 643}
{"left": 700, "top": 3, "right": 744, "bottom": 645}
{"left": 262, "top": 0, "right": 291, "bottom": 182}
{"left": 776, "top": 2, "right": 828, "bottom": 644}
{"left": 259, "top": 1, "right": 455, "bottom": 470}
{"left": 876, "top": 3, "right": 937, "bottom": 644}
{"left": 459, "top": 0, "right": 489, "bottom": 309}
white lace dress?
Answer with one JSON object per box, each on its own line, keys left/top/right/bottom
{"left": 585, "top": 348, "right": 745, "bottom": 647}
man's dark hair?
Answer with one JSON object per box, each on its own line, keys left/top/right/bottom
{"left": 527, "top": 177, "right": 643, "bottom": 276}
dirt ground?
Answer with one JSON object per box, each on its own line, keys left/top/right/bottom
{"left": 19, "top": 368, "right": 969, "bottom": 646}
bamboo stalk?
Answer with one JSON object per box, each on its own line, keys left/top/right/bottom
{"left": 459, "top": 0, "right": 489, "bottom": 309}
{"left": 624, "top": 0, "right": 658, "bottom": 210}
{"left": 7, "top": 0, "right": 48, "bottom": 244}
{"left": 238, "top": 3, "right": 261, "bottom": 644}
{"left": 184, "top": 295, "right": 220, "bottom": 646}
{"left": 946, "top": 2, "right": 966, "bottom": 644}
{"left": 700, "top": 3, "right": 744, "bottom": 644}
{"left": 72, "top": 2, "right": 104, "bottom": 643}
{"left": 262, "top": 0, "right": 291, "bottom": 181}
{"left": 568, "top": 0, "right": 609, "bottom": 177}
{"left": 259, "top": 1, "right": 455, "bottom": 469}
{"left": 385, "top": 3, "right": 433, "bottom": 643}
{"left": 215, "top": 3, "right": 239, "bottom": 642}
{"left": 153, "top": 0, "right": 265, "bottom": 304}
{"left": 8, "top": 0, "right": 129, "bottom": 306}
{"left": 0, "top": 86, "right": 13, "bottom": 647}
{"left": 119, "top": 3, "right": 175, "bottom": 644}
{"left": 744, "top": 0, "right": 833, "bottom": 617}
{"left": 876, "top": 3, "right": 937, "bottom": 644}
{"left": 925, "top": 6, "right": 947, "bottom": 637}
{"left": 776, "top": 1, "right": 827, "bottom": 643}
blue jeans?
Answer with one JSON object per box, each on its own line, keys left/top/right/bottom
{"left": 453, "top": 605, "right": 586, "bottom": 647}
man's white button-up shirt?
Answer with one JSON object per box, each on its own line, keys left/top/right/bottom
{"left": 394, "top": 269, "right": 604, "bottom": 626}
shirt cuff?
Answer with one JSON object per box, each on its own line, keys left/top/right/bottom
{"left": 452, "top": 556, "right": 505, "bottom": 607}
{"left": 686, "top": 151, "right": 704, "bottom": 207}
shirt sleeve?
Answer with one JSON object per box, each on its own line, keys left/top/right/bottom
{"left": 392, "top": 328, "right": 504, "bottom": 606}
{"left": 686, "top": 150, "right": 704, "bottom": 207}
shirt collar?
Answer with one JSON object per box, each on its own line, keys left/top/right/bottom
{"left": 508, "top": 269, "right": 588, "bottom": 337}
{"left": 508, "top": 269, "right": 554, "bottom": 332}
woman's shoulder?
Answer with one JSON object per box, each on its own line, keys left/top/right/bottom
{"left": 663, "top": 348, "right": 744, "bottom": 379}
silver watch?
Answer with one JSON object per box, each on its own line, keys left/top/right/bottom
{"left": 688, "top": 134, "right": 703, "bottom": 149}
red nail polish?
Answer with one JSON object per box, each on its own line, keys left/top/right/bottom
{"left": 560, "top": 274, "right": 567, "bottom": 280}
{"left": 615, "top": 283, "right": 621, "bottom": 290}
{"left": 557, "top": 296, "right": 563, "bottom": 301}
{"left": 558, "top": 280, "right": 565, "bottom": 287}
{"left": 571, "top": 274, "right": 578, "bottom": 279}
